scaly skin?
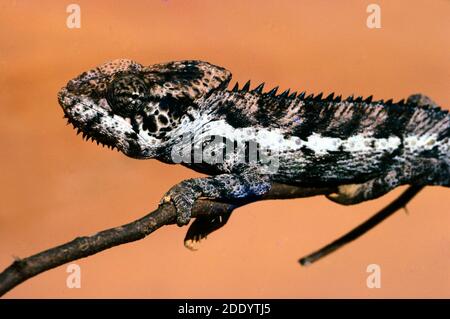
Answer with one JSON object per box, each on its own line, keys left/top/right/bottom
{"left": 58, "top": 59, "right": 450, "bottom": 246}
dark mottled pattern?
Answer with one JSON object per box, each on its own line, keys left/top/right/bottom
{"left": 255, "top": 94, "right": 290, "bottom": 128}
{"left": 371, "top": 102, "right": 416, "bottom": 138}
{"left": 106, "top": 73, "right": 148, "bottom": 117}
{"left": 216, "top": 100, "right": 253, "bottom": 128}
{"left": 202, "top": 88, "right": 450, "bottom": 141}
{"left": 293, "top": 99, "right": 334, "bottom": 139}
{"left": 144, "top": 61, "right": 204, "bottom": 83}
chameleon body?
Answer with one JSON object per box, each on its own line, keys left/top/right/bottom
{"left": 58, "top": 59, "right": 450, "bottom": 245}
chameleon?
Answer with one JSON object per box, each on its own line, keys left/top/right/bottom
{"left": 58, "top": 58, "right": 449, "bottom": 249}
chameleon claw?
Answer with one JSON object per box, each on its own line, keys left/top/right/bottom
{"left": 184, "top": 238, "right": 201, "bottom": 251}
{"left": 162, "top": 195, "right": 172, "bottom": 203}
{"left": 326, "top": 184, "right": 367, "bottom": 205}
{"left": 327, "top": 193, "right": 339, "bottom": 200}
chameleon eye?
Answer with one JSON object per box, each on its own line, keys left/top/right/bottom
{"left": 106, "top": 73, "right": 148, "bottom": 116}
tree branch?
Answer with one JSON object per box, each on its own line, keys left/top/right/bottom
{"left": 0, "top": 184, "right": 335, "bottom": 297}
{"left": 0, "top": 183, "right": 423, "bottom": 296}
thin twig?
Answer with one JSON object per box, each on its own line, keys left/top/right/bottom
{"left": 299, "top": 185, "right": 424, "bottom": 266}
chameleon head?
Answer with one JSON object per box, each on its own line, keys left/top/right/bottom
{"left": 58, "top": 58, "right": 231, "bottom": 158}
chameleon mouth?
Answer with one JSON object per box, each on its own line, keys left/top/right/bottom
{"left": 58, "top": 87, "right": 123, "bottom": 152}
{"left": 63, "top": 114, "right": 120, "bottom": 151}
{"left": 58, "top": 86, "right": 157, "bottom": 159}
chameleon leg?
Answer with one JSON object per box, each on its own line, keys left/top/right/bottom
{"left": 327, "top": 157, "right": 445, "bottom": 205}
{"left": 160, "top": 172, "right": 271, "bottom": 226}
{"left": 326, "top": 170, "right": 404, "bottom": 205}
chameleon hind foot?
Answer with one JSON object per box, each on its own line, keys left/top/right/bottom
{"left": 327, "top": 183, "right": 370, "bottom": 205}
{"left": 326, "top": 170, "right": 402, "bottom": 205}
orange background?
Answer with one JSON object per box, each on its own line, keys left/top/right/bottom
{"left": 0, "top": 0, "right": 449, "bottom": 298}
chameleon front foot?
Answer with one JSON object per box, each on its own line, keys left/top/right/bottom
{"left": 160, "top": 182, "right": 201, "bottom": 226}
{"left": 161, "top": 173, "right": 271, "bottom": 227}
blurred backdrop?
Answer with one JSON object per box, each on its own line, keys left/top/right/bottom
{"left": 0, "top": 0, "right": 449, "bottom": 298}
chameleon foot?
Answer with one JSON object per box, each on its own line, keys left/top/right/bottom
{"left": 326, "top": 183, "right": 367, "bottom": 205}
{"left": 161, "top": 173, "right": 271, "bottom": 227}
{"left": 327, "top": 170, "right": 403, "bottom": 205}
{"left": 160, "top": 182, "right": 201, "bottom": 226}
